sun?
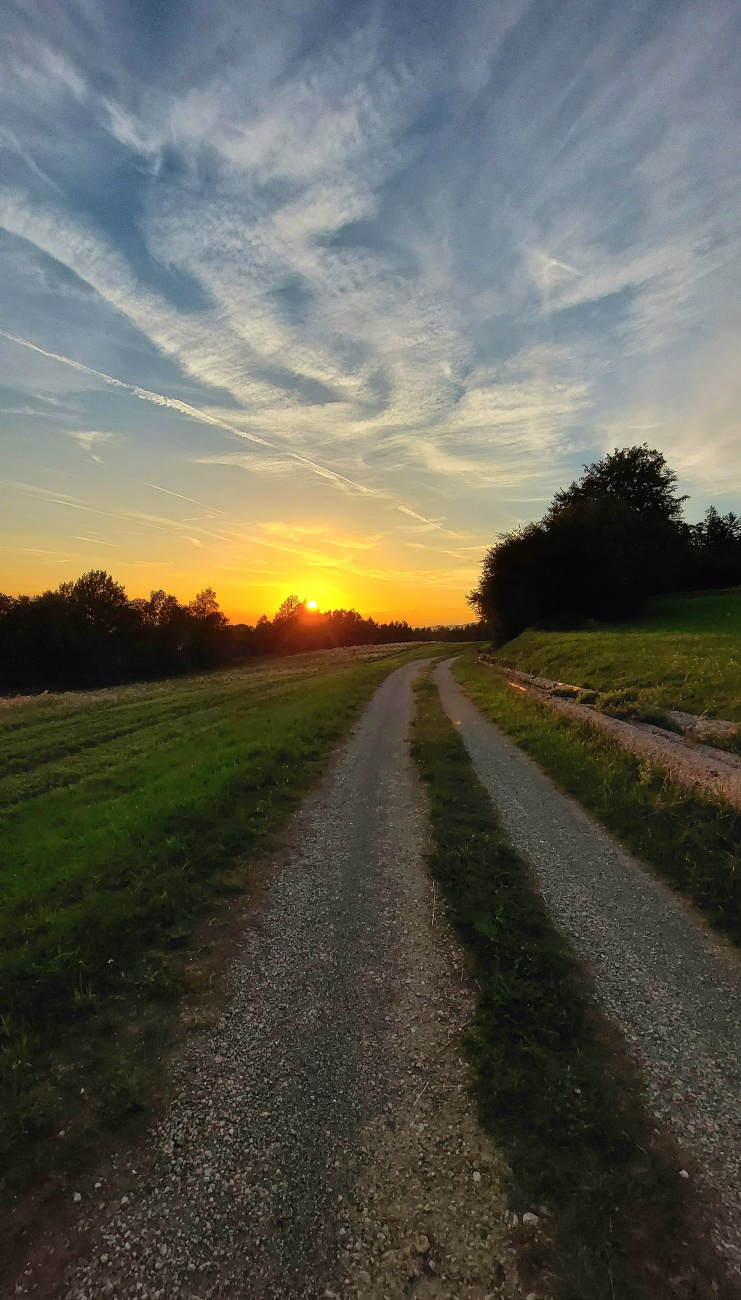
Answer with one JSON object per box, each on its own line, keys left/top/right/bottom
{"left": 306, "top": 599, "right": 318, "bottom": 611}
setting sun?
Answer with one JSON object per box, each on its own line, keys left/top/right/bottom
{"left": 306, "top": 599, "right": 318, "bottom": 611}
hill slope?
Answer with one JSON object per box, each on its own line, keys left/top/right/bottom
{"left": 497, "top": 590, "right": 741, "bottom": 721}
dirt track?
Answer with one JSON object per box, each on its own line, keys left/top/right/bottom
{"left": 11, "top": 656, "right": 741, "bottom": 1298}
{"left": 14, "top": 660, "right": 523, "bottom": 1300}
{"left": 435, "top": 658, "right": 741, "bottom": 1280}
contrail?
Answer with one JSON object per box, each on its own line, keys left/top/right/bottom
{"left": 286, "top": 452, "right": 374, "bottom": 495}
{"left": 0, "top": 478, "right": 243, "bottom": 547}
{"left": 144, "top": 482, "right": 228, "bottom": 514}
{"left": 397, "top": 504, "right": 444, "bottom": 527}
{"left": 0, "top": 329, "right": 274, "bottom": 448}
{"left": 0, "top": 329, "right": 447, "bottom": 528}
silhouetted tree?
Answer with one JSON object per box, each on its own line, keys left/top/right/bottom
{"left": 0, "top": 571, "right": 479, "bottom": 694}
{"left": 189, "top": 588, "right": 227, "bottom": 624}
{"left": 274, "top": 594, "right": 304, "bottom": 621}
{"left": 687, "top": 507, "right": 741, "bottom": 589}
{"left": 60, "top": 569, "right": 130, "bottom": 631}
{"left": 548, "top": 444, "right": 688, "bottom": 523}
{"left": 469, "top": 446, "right": 739, "bottom": 643}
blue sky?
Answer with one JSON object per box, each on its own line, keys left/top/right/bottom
{"left": 1, "top": 0, "right": 740, "bottom": 620}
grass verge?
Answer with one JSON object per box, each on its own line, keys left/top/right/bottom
{"left": 497, "top": 590, "right": 741, "bottom": 722}
{"left": 411, "top": 674, "right": 724, "bottom": 1300}
{"left": 629, "top": 589, "right": 741, "bottom": 635}
{"left": 0, "top": 647, "right": 426, "bottom": 1205}
{"left": 454, "top": 656, "right": 741, "bottom": 946}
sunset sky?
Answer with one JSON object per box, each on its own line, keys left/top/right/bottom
{"left": 1, "top": 0, "right": 740, "bottom": 624}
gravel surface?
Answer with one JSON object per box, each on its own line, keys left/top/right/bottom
{"left": 435, "top": 659, "right": 741, "bottom": 1278}
{"left": 20, "top": 659, "right": 531, "bottom": 1300}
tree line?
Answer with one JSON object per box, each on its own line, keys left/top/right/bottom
{"left": 468, "top": 445, "right": 741, "bottom": 643}
{"left": 0, "top": 574, "right": 479, "bottom": 694}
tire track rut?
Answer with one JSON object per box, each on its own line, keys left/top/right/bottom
{"left": 20, "top": 660, "right": 522, "bottom": 1300}
{"left": 435, "top": 658, "right": 741, "bottom": 1281}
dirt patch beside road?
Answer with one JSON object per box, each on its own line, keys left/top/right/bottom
{"left": 483, "top": 659, "right": 741, "bottom": 810}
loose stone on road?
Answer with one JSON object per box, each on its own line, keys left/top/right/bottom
{"left": 434, "top": 657, "right": 741, "bottom": 1280}
{"left": 38, "top": 660, "right": 521, "bottom": 1300}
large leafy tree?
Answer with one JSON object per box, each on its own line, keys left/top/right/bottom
{"left": 274, "top": 594, "right": 305, "bottom": 621}
{"left": 189, "top": 587, "right": 227, "bottom": 625}
{"left": 469, "top": 446, "right": 695, "bottom": 642}
{"left": 59, "top": 569, "right": 129, "bottom": 632}
{"left": 548, "top": 444, "right": 688, "bottom": 523}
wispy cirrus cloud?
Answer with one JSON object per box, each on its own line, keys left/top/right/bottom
{"left": 67, "top": 429, "right": 114, "bottom": 461}
{"left": 1, "top": 0, "right": 740, "bottom": 616}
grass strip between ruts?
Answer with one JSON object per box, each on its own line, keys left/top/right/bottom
{"left": 453, "top": 655, "right": 741, "bottom": 946}
{"left": 412, "top": 673, "right": 692, "bottom": 1300}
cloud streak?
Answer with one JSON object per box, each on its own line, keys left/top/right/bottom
{"left": 1, "top": 0, "right": 740, "bottom": 614}
{"left": 0, "top": 328, "right": 450, "bottom": 528}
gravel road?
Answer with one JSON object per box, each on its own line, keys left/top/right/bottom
{"left": 435, "top": 659, "right": 741, "bottom": 1279}
{"left": 24, "top": 659, "right": 526, "bottom": 1300}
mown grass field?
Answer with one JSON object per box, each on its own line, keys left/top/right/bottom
{"left": 0, "top": 644, "right": 429, "bottom": 1200}
{"left": 453, "top": 654, "right": 741, "bottom": 946}
{"left": 497, "top": 589, "right": 741, "bottom": 721}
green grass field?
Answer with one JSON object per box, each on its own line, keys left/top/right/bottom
{"left": 497, "top": 589, "right": 741, "bottom": 721}
{"left": 0, "top": 645, "right": 428, "bottom": 1199}
{"left": 629, "top": 588, "right": 741, "bottom": 633}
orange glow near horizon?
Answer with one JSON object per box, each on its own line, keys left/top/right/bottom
{"left": 3, "top": 559, "right": 476, "bottom": 627}
{"left": 3, "top": 518, "right": 479, "bottom": 629}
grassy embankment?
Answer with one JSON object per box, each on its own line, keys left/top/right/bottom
{"left": 412, "top": 675, "right": 725, "bottom": 1300}
{"left": 499, "top": 588, "right": 741, "bottom": 721}
{"left": 0, "top": 645, "right": 428, "bottom": 1202}
{"left": 471, "top": 589, "right": 741, "bottom": 940}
